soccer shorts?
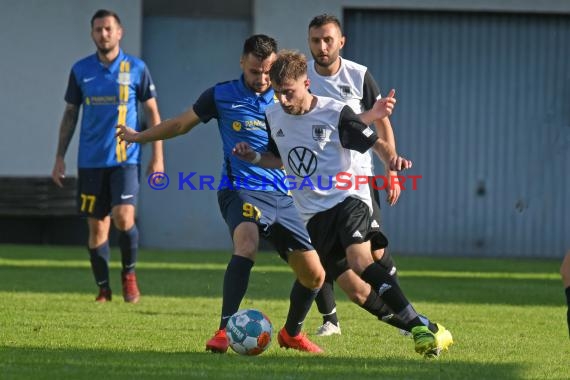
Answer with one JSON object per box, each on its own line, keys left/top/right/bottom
{"left": 307, "top": 196, "right": 388, "bottom": 279}
{"left": 369, "top": 176, "right": 389, "bottom": 251}
{"left": 77, "top": 164, "right": 139, "bottom": 219}
{"left": 217, "top": 188, "right": 314, "bottom": 260}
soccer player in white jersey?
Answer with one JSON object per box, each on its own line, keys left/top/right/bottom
{"left": 233, "top": 50, "right": 453, "bottom": 358}
{"left": 306, "top": 13, "right": 405, "bottom": 336}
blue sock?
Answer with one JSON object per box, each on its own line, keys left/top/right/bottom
{"left": 220, "top": 255, "right": 254, "bottom": 329}
{"left": 285, "top": 280, "right": 319, "bottom": 336}
{"left": 118, "top": 225, "right": 139, "bottom": 274}
{"left": 88, "top": 242, "right": 110, "bottom": 288}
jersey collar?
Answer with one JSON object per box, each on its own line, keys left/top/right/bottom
{"left": 239, "top": 75, "right": 275, "bottom": 104}
{"left": 93, "top": 49, "right": 125, "bottom": 72}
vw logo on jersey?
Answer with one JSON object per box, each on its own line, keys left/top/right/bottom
{"left": 287, "top": 146, "right": 317, "bottom": 177}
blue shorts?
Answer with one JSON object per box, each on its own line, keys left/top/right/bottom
{"left": 217, "top": 189, "right": 313, "bottom": 260}
{"left": 77, "top": 164, "right": 139, "bottom": 219}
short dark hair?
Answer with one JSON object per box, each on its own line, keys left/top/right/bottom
{"left": 308, "top": 14, "right": 343, "bottom": 34}
{"left": 242, "top": 34, "right": 278, "bottom": 60}
{"left": 269, "top": 50, "right": 307, "bottom": 87}
{"left": 91, "top": 9, "right": 121, "bottom": 28}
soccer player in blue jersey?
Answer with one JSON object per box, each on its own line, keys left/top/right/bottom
{"left": 116, "top": 35, "right": 325, "bottom": 354}
{"left": 51, "top": 9, "right": 164, "bottom": 304}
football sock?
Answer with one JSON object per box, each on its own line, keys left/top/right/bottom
{"left": 361, "top": 289, "right": 409, "bottom": 330}
{"left": 376, "top": 250, "right": 399, "bottom": 282}
{"left": 566, "top": 287, "right": 570, "bottom": 338}
{"left": 220, "top": 255, "right": 253, "bottom": 329}
{"left": 360, "top": 262, "right": 423, "bottom": 327}
{"left": 88, "top": 242, "right": 110, "bottom": 289}
{"left": 118, "top": 225, "right": 139, "bottom": 274}
{"left": 314, "top": 276, "right": 339, "bottom": 325}
{"left": 285, "top": 280, "right": 320, "bottom": 336}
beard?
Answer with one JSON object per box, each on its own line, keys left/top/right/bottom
{"left": 96, "top": 41, "right": 117, "bottom": 55}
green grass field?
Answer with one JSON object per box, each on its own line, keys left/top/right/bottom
{"left": 0, "top": 244, "right": 568, "bottom": 379}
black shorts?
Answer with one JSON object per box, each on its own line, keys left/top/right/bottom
{"left": 369, "top": 176, "right": 389, "bottom": 251}
{"left": 217, "top": 189, "right": 313, "bottom": 260}
{"left": 307, "top": 196, "right": 388, "bottom": 279}
{"left": 77, "top": 165, "right": 139, "bottom": 219}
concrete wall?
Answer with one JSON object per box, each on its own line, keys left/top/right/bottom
{"left": 0, "top": 0, "right": 142, "bottom": 176}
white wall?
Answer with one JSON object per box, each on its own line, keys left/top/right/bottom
{"left": 0, "top": 0, "right": 142, "bottom": 176}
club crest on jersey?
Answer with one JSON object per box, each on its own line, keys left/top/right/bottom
{"left": 339, "top": 85, "right": 352, "bottom": 99}
{"left": 117, "top": 72, "right": 131, "bottom": 85}
{"left": 312, "top": 125, "right": 331, "bottom": 142}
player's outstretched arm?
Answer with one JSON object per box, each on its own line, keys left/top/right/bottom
{"left": 372, "top": 138, "right": 412, "bottom": 172}
{"left": 116, "top": 107, "right": 201, "bottom": 144}
{"left": 359, "top": 89, "right": 396, "bottom": 125}
{"left": 232, "top": 142, "right": 284, "bottom": 168}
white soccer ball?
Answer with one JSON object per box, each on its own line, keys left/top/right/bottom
{"left": 226, "top": 309, "right": 273, "bottom": 355}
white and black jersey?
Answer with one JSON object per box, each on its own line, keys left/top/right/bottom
{"left": 308, "top": 57, "right": 382, "bottom": 176}
{"left": 265, "top": 95, "right": 378, "bottom": 224}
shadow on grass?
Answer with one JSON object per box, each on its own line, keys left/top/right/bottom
{"left": 0, "top": 245, "right": 563, "bottom": 306}
{"left": 0, "top": 346, "right": 523, "bottom": 380}
{"left": 0, "top": 265, "right": 562, "bottom": 307}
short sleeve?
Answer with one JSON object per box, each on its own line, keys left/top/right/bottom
{"left": 193, "top": 87, "right": 218, "bottom": 123}
{"left": 338, "top": 105, "right": 378, "bottom": 153}
{"left": 64, "top": 70, "right": 82, "bottom": 106}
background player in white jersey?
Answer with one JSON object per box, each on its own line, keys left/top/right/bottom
{"left": 306, "top": 14, "right": 407, "bottom": 336}
{"left": 233, "top": 50, "right": 453, "bottom": 358}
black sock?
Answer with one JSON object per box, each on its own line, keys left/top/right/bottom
{"left": 285, "top": 280, "right": 320, "bottom": 336}
{"left": 360, "top": 262, "right": 422, "bottom": 327}
{"left": 376, "top": 250, "right": 399, "bottom": 283}
{"left": 88, "top": 242, "right": 110, "bottom": 289}
{"left": 566, "top": 287, "right": 570, "bottom": 338}
{"left": 359, "top": 289, "right": 415, "bottom": 331}
{"left": 220, "top": 255, "right": 253, "bottom": 329}
{"left": 314, "top": 276, "right": 339, "bottom": 325}
{"left": 118, "top": 225, "right": 139, "bottom": 274}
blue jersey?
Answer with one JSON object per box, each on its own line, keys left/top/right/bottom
{"left": 65, "top": 49, "right": 157, "bottom": 168}
{"left": 193, "top": 76, "right": 288, "bottom": 194}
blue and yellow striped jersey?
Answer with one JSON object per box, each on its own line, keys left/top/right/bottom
{"left": 65, "top": 49, "right": 156, "bottom": 168}
{"left": 193, "top": 76, "right": 288, "bottom": 194}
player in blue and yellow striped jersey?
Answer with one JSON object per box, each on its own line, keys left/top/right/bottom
{"left": 51, "top": 9, "right": 164, "bottom": 304}
{"left": 116, "top": 35, "right": 325, "bottom": 354}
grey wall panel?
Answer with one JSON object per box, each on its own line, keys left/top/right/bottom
{"left": 344, "top": 10, "right": 570, "bottom": 257}
{"left": 138, "top": 17, "right": 249, "bottom": 249}
{"left": 0, "top": 0, "right": 142, "bottom": 176}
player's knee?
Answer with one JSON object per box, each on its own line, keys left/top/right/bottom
{"left": 299, "top": 266, "right": 325, "bottom": 289}
{"left": 113, "top": 216, "right": 134, "bottom": 231}
{"left": 346, "top": 290, "right": 368, "bottom": 305}
{"left": 234, "top": 241, "right": 257, "bottom": 260}
{"left": 371, "top": 248, "right": 385, "bottom": 261}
